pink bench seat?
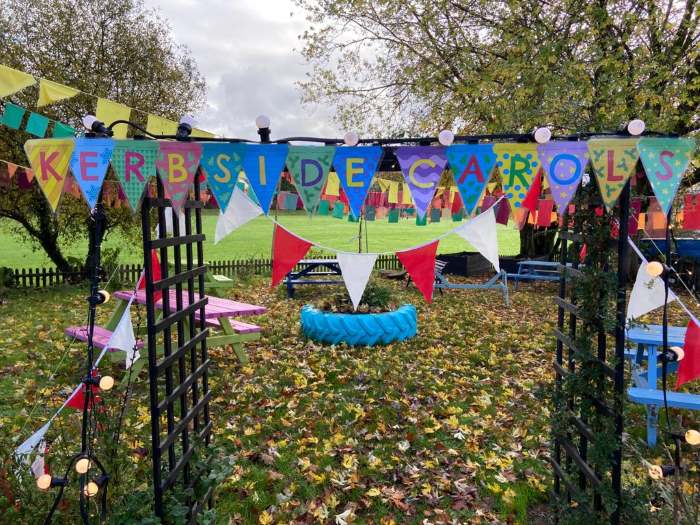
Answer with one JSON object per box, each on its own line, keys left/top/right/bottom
{"left": 65, "top": 325, "right": 144, "bottom": 351}
{"left": 205, "top": 318, "right": 262, "bottom": 334}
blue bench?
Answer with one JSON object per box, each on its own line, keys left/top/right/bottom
{"left": 507, "top": 260, "right": 561, "bottom": 290}
{"left": 285, "top": 259, "right": 344, "bottom": 298}
{"left": 434, "top": 268, "right": 509, "bottom": 305}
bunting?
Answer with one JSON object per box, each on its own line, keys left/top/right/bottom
{"left": 333, "top": 146, "right": 383, "bottom": 218}
{"left": 454, "top": 206, "right": 500, "bottom": 272}
{"left": 69, "top": 137, "right": 114, "bottom": 209}
{"left": 214, "top": 187, "right": 263, "bottom": 243}
{"left": 0, "top": 64, "right": 36, "bottom": 97}
{"left": 588, "top": 138, "right": 640, "bottom": 211}
{"left": 626, "top": 262, "right": 677, "bottom": 321}
{"left": 337, "top": 252, "right": 378, "bottom": 310}
{"left": 24, "top": 138, "right": 75, "bottom": 212}
{"left": 677, "top": 319, "right": 700, "bottom": 389}
{"left": 396, "top": 146, "right": 448, "bottom": 219}
{"left": 242, "top": 144, "right": 289, "bottom": 215}
{"left": 200, "top": 142, "right": 245, "bottom": 212}
{"left": 271, "top": 225, "right": 312, "bottom": 287}
{"left": 155, "top": 142, "right": 203, "bottom": 213}
{"left": 538, "top": 141, "right": 589, "bottom": 214}
{"left": 493, "top": 143, "right": 540, "bottom": 213}
{"left": 95, "top": 99, "right": 131, "bottom": 139}
{"left": 397, "top": 241, "right": 439, "bottom": 303}
{"left": 37, "top": 79, "right": 80, "bottom": 107}
{"left": 111, "top": 140, "right": 158, "bottom": 210}
{"left": 287, "top": 145, "right": 335, "bottom": 213}
{"left": 446, "top": 144, "right": 496, "bottom": 216}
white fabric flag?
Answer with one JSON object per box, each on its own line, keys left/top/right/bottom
{"left": 105, "top": 299, "right": 139, "bottom": 369}
{"left": 626, "top": 262, "right": 678, "bottom": 321}
{"left": 454, "top": 206, "right": 500, "bottom": 272}
{"left": 163, "top": 206, "right": 186, "bottom": 236}
{"left": 30, "top": 441, "right": 46, "bottom": 478}
{"left": 15, "top": 421, "right": 51, "bottom": 460}
{"left": 214, "top": 187, "right": 263, "bottom": 244}
{"left": 337, "top": 252, "right": 378, "bottom": 310}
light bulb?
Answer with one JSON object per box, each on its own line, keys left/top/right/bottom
{"left": 179, "top": 115, "right": 196, "bottom": 127}
{"left": 82, "top": 115, "right": 97, "bottom": 131}
{"left": 255, "top": 114, "right": 271, "bottom": 129}
{"left": 438, "top": 130, "right": 454, "bottom": 146}
{"left": 99, "top": 375, "right": 114, "bottom": 391}
{"left": 534, "top": 127, "right": 552, "bottom": 144}
{"left": 343, "top": 131, "right": 359, "bottom": 147}
{"left": 670, "top": 346, "right": 685, "bottom": 361}
{"left": 648, "top": 465, "right": 663, "bottom": 480}
{"left": 646, "top": 261, "right": 664, "bottom": 278}
{"left": 627, "top": 119, "right": 645, "bottom": 136}
{"left": 75, "top": 457, "right": 91, "bottom": 474}
{"left": 83, "top": 481, "right": 99, "bottom": 497}
{"left": 36, "top": 474, "right": 52, "bottom": 490}
{"left": 97, "top": 290, "right": 110, "bottom": 304}
{"left": 686, "top": 429, "right": 700, "bottom": 446}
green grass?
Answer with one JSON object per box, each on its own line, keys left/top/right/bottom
{"left": 0, "top": 211, "right": 521, "bottom": 267}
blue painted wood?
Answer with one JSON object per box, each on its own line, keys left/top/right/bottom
{"left": 434, "top": 270, "right": 509, "bottom": 305}
{"left": 626, "top": 324, "right": 686, "bottom": 347}
{"left": 628, "top": 387, "right": 700, "bottom": 410}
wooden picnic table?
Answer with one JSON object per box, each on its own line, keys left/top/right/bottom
{"left": 284, "top": 259, "right": 344, "bottom": 298}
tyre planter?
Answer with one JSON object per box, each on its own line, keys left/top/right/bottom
{"left": 300, "top": 304, "right": 417, "bottom": 346}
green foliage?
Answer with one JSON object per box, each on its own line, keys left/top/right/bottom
{"left": 317, "top": 281, "right": 395, "bottom": 312}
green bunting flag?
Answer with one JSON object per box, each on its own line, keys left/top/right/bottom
{"left": 588, "top": 138, "right": 639, "bottom": 211}
{"left": 287, "top": 145, "right": 336, "bottom": 214}
{"left": 111, "top": 140, "right": 159, "bottom": 211}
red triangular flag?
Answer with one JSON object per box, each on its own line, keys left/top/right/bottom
{"left": 66, "top": 383, "right": 100, "bottom": 410}
{"left": 271, "top": 225, "right": 312, "bottom": 287}
{"left": 522, "top": 169, "right": 542, "bottom": 214}
{"left": 7, "top": 163, "right": 18, "bottom": 178}
{"left": 677, "top": 319, "right": 700, "bottom": 389}
{"left": 137, "top": 249, "right": 162, "bottom": 302}
{"left": 536, "top": 199, "right": 555, "bottom": 227}
{"left": 397, "top": 241, "right": 439, "bottom": 303}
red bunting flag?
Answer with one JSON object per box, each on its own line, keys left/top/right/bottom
{"left": 683, "top": 194, "right": 700, "bottom": 230}
{"left": 6, "top": 163, "right": 18, "bottom": 177}
{"left": 137, "top": 249, "right": 162, "bottom": 302}
{"left": 677, "top": 319, "right": 700, "bottom": 389}
{"left": 397, "top": 240, "right": 439, "bottom": 303}
{"left": 66, "top": 383, "right": 100, "bottom": 410}
{"left": 271, "top": 225, "right": 312, "bottom": 287}
{"left": 522, "top": 169, "right": 542, "bottom": 214}
{"left": 536, "top": 199, "right": 555, "bottom": 227}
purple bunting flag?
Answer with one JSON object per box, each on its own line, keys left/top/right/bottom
{"left": 537, "top": 141, "right": 589, "bottom": 215}
{"left": 396, "top": 146, "right": 448, "bottom": 219}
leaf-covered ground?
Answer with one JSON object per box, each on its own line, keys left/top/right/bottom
{"left": 0, "top": 275, "right": 697, "bottom": 524}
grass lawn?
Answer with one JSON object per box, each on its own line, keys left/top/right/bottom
{"left": 0, "top": 276, "right": 696, "bottom": 523}
{"left": 0, "top": 211, "right": 521, "bottom": 267}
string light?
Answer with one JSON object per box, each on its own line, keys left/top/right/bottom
{"left": 648, "top": 464, "right": 676, "bottom": 479}
{"left": 627, "top": 119, "right": 646, "bottom": 136}
{"left": 83, "top": 481, "right": 99, "bottom": 497}
{"left": 686, "top": 429, "right": 700, "bottom": 446}
{"left": 75, "top": 457, "right": 91, "bottom": 474}
{"left": 255, "top": 114, "right": 270, "bottom": 129}
{"left": 98, "top": 375, "right": 114, "bottom": 391}
{"left": 36, "top": 474, "right": 52, "bottom": 490}
{"left": 343, "top": 131, "right": 359, "bottom": 147}
{"left": 646, "top": 261, "right": 665, "bottom": 278}
{"left": 438, "top": 130, "right": 454, "bottom": 146}
{"left": 96, "top": 290, "right": 110, "bottom": 304}
{"left": 533, "top": 127, "right": 552, "bottom": 144}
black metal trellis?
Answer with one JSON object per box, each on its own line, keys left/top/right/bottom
{"left": 141, "top": 171, "right": 212, "bottom": 520}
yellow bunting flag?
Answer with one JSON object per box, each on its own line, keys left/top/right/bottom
{"left": 146, "top": 114, "right": 178, "bottom": 136}
{"left": 0, "top": 64, "right": 36, "bottom": 97}
{"left": 191, "top": 128, "right": 215, "bottom": 139}
{"left": 487, "top": 182, "right": 498, "bottom": 193}
{"left": 24, "top": 139, "right": 75, "bottom": 212}
{"left": 325, "top": 171, "right": 340, "bottom": 196}
{"left": 587, "top": 138, "right": 640, "bottom": 211}
{"left": 401, "top": 183, "right": 413, "bottom": 204}
{"left": 387, "top": 181, "right": 399, "bottom": 203}
{"left": 376, "top": 178, "right": 390, "bottom": 192}
{"left": 494, "top": 143, "right": 540, "bottom": 212}
{"left": 37, "top": 79, "right": 80, "bottom": 107}
{"left": 95, "top": 98, "right": 131, "bottom": 139}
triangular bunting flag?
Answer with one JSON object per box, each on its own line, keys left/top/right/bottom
{"left": 137, "top": 250, "right": 163, "bottom": 303}
{"left": 111, "top": 140, "right": 158, "bottom": 211}
{"left": 106, "top": 300, "right": 139, "bottom": 368}
{"left": 396, "top": 147, "right": 448, "bottom": 219}
{"left": 14, "top": 422, "right": 51, "bottom": 459}
{"left": 493, "top": 143, "right": 540, "bottom": 213}
{"left": 241, "top": 144, "right": 289, "bottom": 214}
{"left": 69, "top": 137, "right": 114, "bottom": 209}
{"left": 24, "top": 139, "right": 75, "bottom": 212}
{"left": 588, "top": 138, "right": 640, "bottom": 211}
{"left": 214, "top": 186, "right": 263, "bottom": 243}
{"left": 287, "top": 145, "right": 336, "bottom": 213}
{"left": 454, "top": 206, "right": 500, "bottom": 272}
{"left": 271, "top": 225, "right": 312, "bottom": 287}
{"left": 626, "top": 262, "right": 677, "bottom": 321}
{"left": 538, "top": 141, "right": 589, "bottom": 214}
{"left": 7, "top": 163, "right": 18, "bottom": 177}
{"left": 397, "top": 241, "right": 439, "bottom": 303}
{"left": 37, "top": 78, "right": 80, "bottom": 107}
{"left": 30, "top": 441, "right": 48, "bottom": 478}
{"left": 200, "top": 142, "right": 246, "bottom": 212}
{"left": 95, "top": 99, "right": 131, "bottom": 139}
{"left": 156, "top": 142, "right": 202, "bottom": 213}
{"left": 333, "top": 146, "right": 383, "bottom": 217}
{"left": 677, "top": 319, "right": 700, "bottom": 388}
{"left": 638, "top": 137, "right": 696, "bottom": 215}
{"left": 0, "top": 64, "right": 36, "bottom": 97}
{"left": 146, "top": 114, "right": 178, "bottom": 136}
{"left": 446, "top": 144, "right": 496, "bottom": 216}
{"left": 337, "top": 252, "right": 378, "bottom": 310}
{"left": 522, "top": 169, "right": 542, "bottom": 214}
{"left": 66, "top": 383, "right": 100, "bottom": 410}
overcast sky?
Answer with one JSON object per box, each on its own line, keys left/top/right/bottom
{"left": 143, "top": 0, "right": 339, "bottom": 140}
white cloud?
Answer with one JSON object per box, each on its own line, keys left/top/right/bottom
{"left": 143, "top": 0, "right": 339, "bottom": 139}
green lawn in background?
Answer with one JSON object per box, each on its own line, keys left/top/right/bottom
{"left": 0, "top": 211, "right": 521, "bottom": 267}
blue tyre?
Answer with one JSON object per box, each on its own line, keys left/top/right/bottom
{"left": 300, "top": 304, "right": 417, "bottom": 346}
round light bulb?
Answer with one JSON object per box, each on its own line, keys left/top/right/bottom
{"left": 686, "top": 429, "right": 700, "bottom": 446}
{"left": 82, "top": 115, "right": 97, "bottom": 131}
{"left": 343, "top": 131, "right": 359, "bottom": 147}
{"left": 179, "top": 115, "right": 196, "bottom": 127}
{"left": 534, "top": 127, "right": 552, "bottom": 144}
{"left": 255, "top": 114, "right": 271, "bottom": 129}
{"left": 99, "top": 375, "right": 114, "bottom": 391}
{"left": 438, "top": 130, "right": 454, "bottom": 146}
{"left": 97, "top": 290, "right": 110, "bottom": 304}
{"left": 75, "top": 457, "right": 91, "bottom": 474}
{"left": 627, "top": 119, "right": 645, "bottom": 136}
{"left": 648, "top": 465, "right": 663, "bottom": 480}
{"left": 83, "top": 481, "right": 99, "bottom": 497}
{"left": 646, "top": 261, "right": 664, "bottom": 278}
{"left": 36, "top": 474, "right": 52, "bottom": 490}
{"left": 670, "top": 346, "right": 685, "bottom": 361}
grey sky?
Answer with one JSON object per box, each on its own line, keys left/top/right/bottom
{"left": 143, "top": 0, "right": 339, "bottom": 140}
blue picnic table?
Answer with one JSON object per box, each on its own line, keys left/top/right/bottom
{"left": 508, "top": 260, "right": 564, "bottom": 290}
{"left": 626, "top": 324, "right": 700, "bottom": 446}
{"left": 285, "top": 259, "right": 344, "bottom": 298}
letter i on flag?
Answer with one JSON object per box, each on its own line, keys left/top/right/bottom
{"left": 112, "top": 140, "right": 159, "bottom": 211}
{"left": 69, "top": 137, "right": 114, "bottom": 209}
{"left": 156, "top": 142, "right": 203, "bottom": 213}
{"left": 337, "top": 252, "right": 378, "bottom": 310}
{"left": 24, "top": 139, "right": 75, "bottom": 212}
{"left": 242, "top": 144, "right": 289, "bottom": 214}
{"left": 397, "top": 241, "right": 439, "bottom": 303}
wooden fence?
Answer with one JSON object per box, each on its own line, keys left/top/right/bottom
{"left": 7, "top": 254, "right": 402, "bottom": 288}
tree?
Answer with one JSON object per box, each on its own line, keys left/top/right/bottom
{"left": 0, "top": 0, "right": 206, "bottom": 271}
{"left": 296, "top": 0, "right": 699, "bottom": 256}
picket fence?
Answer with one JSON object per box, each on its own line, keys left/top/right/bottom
{"left": 8, "top": 254, "right": 402, "bottom": 288}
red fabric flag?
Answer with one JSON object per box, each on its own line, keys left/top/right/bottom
{"left": 522, "top": 169, "right": 542, "bottom": 214}
{"left": 536, "top": 199, "right": 555, "bottom": 227}
{"left": 397, "top": 241, "right": 439, "bottom": 303}
{"left": 271, "top": 225, "right": 312, "bottom": 287}
{"left": 683, "top": 194, "right": 700, "bottom": 230}
{"left": 677, "top": 319, "right": 700, "bottom": 389}
{"left": 451, "top": 191, "right": 463, "bottom": 214}
{"left": 66, "top": 383, "right": 100, "bottom": 410}
{"left": 579, "top": 244, "right": 587, "bottom": 263}
{"left": 7, "top": 163, "right": 18, "bottom": 177}
{"left": 137, "top": 250, "right": 162, "bottom": 302}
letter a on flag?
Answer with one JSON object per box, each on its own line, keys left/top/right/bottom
{"left": 446, "top": 144, "right": 496, "bottom": 216}
{"left": 638, "top": 138, "right": 696, "bottom": 215}
{"left": 287, "top": 145, "right": 336, "bottom": 213}
{"left": 396, "top": 146, "right": 448, "bottom": 219}
{"left": 588, "top": 138, "right": 639, "bottom": 211}
{"left": 69, "top": 137, "right": 114, "bottom": 209}
{"left": 24, "top": 139, "right": 75, "bottom": 212}
{"left": 111, "top": 140, "right": 159, "bottom": 211}
{"left": 156, "top": 142, "right": 203, "bottom": 213}
{"left": 333, "top": 146, "right": 383, "bottom": 218}
{"left": 242, "top": 144, "right": 289, "bottom": 215}
{"left": 200, "top": 142, "right": 246, "bottom": 213}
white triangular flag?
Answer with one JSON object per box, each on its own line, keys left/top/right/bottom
{"left": 454, "top": 206, "right": 500, "bottom": 272}
{"left": 626, "top": 262, "right": 678, "bottom": 321}
{"left": 164, "top": 206, "right": 186, "bottom": 235}
{"left": 30, "top": 441, "right": 46, "bottom": 478}
{"left": 337, "top": 252, "right": 378, "bottom": 310}
{"left": 105, "top": 299, "right": 140, "bottom": 369}
{"left": 15, "top": 422, "right": 51, "bottom": 460}
{"left": 214, "top": 186, "right": 263, "bottom": 244}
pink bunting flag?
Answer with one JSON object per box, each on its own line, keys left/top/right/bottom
{"left": 156, "top": 142, "right": 203, "bottom": 213}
